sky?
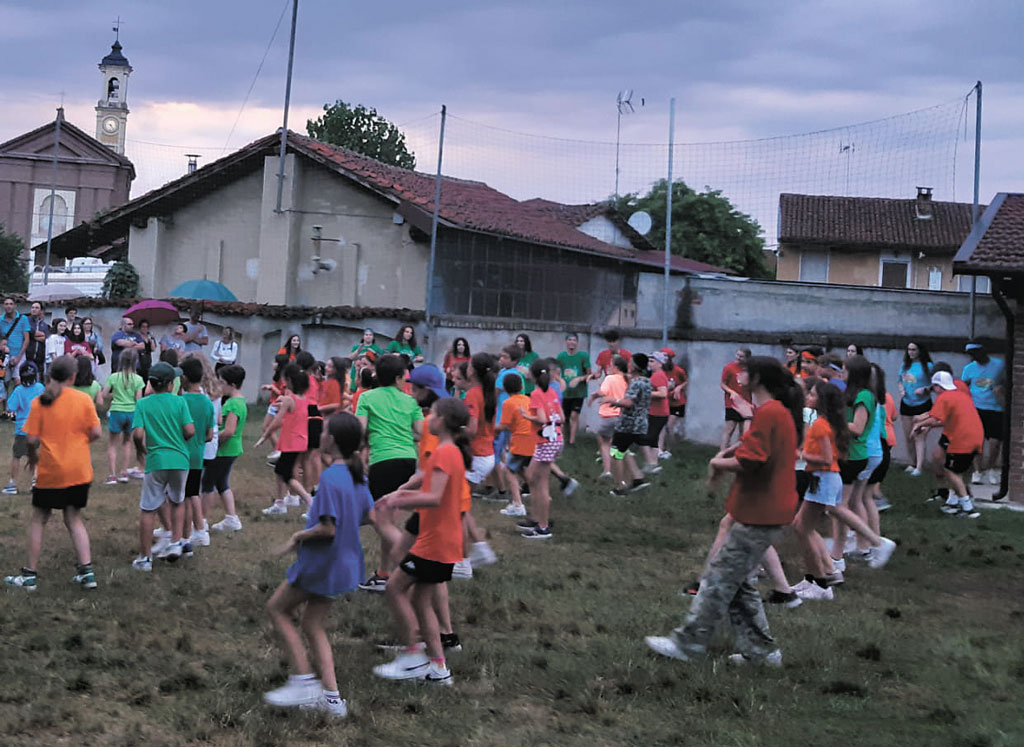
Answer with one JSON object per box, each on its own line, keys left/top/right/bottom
{"left": 2, "top": 0, "right": 1023, "bottom": 235}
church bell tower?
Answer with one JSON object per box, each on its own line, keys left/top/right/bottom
{"left": 95, "top": 31, "right": 131, "bottom": 154}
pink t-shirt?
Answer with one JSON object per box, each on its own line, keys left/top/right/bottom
{"left": 598, "top": 374, "right": 627, "bottom": 418}
{"left": 649, "top": 370, "right": 670, "bottom": 417}
{"left": 276, "top": 394, "right": 309, "bottom": 452}
{"left": 529, "top": 387, "right": 562, "bottom": 445}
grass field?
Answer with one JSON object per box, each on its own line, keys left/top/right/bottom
{"left": 1, "top": 407, "right": 1023, "bottom": 747}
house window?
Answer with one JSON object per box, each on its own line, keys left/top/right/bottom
{"left": 927, "top": 267, "right": 942, "bottom": 291}
{"left": 799, "top": 250, "right": 829, "bottom": 282}
{"left": 956, "top": 275, "right": 991, "bottom": 294}
{"left": 880, "top": 259, "right": 910, "bottom": 288}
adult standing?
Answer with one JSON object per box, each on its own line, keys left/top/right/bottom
{"left": 4, "top": 356, "right": 102, "bottom": 592}
{"left": 720, "top": 348, "right": 752, "bottom": 450}
{"left": 514, "top": 333, "right": 538, "bottom": 395}
{"left": 556, "top": 333, "right": 590, "bottom": 445}
{"left": 183, "top": 306, "right": 209, "bottom": 355}
{"left": 160, "top": 323, "right": 189, "bottom": 354}
{"left": 64, "top": 306, "right": 78, "bottom": 329}
{"left": 662, "top": 348, "right": 688, "bottom": 458}
{"left": 2, "top": 296, "right": 31, "bottom": 388}
{"left": 82, "top": 317, "right": 106, "bottom": 374}
{"left": 442, "top": 337, "right": 471, "bottom": 393}
{"left": 25, "top": 302, "right": 49, "bottom": 375}
{"left": 136, "top": 319, "right": 156, "bottom": 381}
{"left": 897, "top": 341, "right": 933, "bottom": 476}
{"left": 110, "top": 317, "right": 145, "bottom": 372}
{"left": 211, "top": 326, "right": 239, "bottom": 371}
{"left": 961, "top": 342, "right": 1005, "bottom": 486}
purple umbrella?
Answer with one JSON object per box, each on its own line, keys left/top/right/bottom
{"left": 123, "top": 300, "right": 181, "bottom": 327}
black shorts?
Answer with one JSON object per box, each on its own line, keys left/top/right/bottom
{"left": 368, "top": 458, "right": 418, "bottom": 501}
{"left": 900, "top": 400, "right": 931, "bottom": 417}
{"left": 185, "top": 468, "right": 203, "bottom": 497}
{"left": 32, "top": 483, "right": 89, "bottom": 511}
{"left": 944, "top": 450, "right": 976, "bottom": 475}
{"left": 562, "top": 397, "right": 584, "bottom": 415}
{"left": 725, "top": 407, "right": 749, "bottom": 423}
{"left": 838, "top": 458, "right": 868, "bottom": 485}
{"left": 12, "top": 434, "right": 38, "bottom": 460}
{"left": 612, "top": 430, "right": 644, "bottom": 453}
{"left": 274, "top": 451, "right": 302, "bottom": 481}
{"left": 506, "top": 452, "right": 532, "bottom": 474}
{"left": 796, "top": 470, "right": 811, "bottom": 500}
{"left": 404, "top": 512, "right": 420, "bottom": 536}
{"left": 307, "top": 405, "right": 322, "bottom": 450}
{"left": 399, "top": 553, "right": 453, "bottom": 584}
{"left": 868, "top": 441, "right": 891, "bottom": 485}
{"left": 670, "top": 404, "right": 686, "bottom": 418}
{"left": 641, "top": 415, "right": 668, "bottom": 447}
{"left": 977, "top": 409, "right": 1003, "bottom": 441}
{"left": 201, "top": 455, "right": 236, "bottom": 494}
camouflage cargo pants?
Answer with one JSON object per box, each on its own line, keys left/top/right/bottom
{"left": 672, "top": 522, "right": 783, "bottom": 660}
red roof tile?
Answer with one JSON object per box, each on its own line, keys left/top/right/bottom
{"left": 954, "top": 193, "right": 1024, "bottom": 274}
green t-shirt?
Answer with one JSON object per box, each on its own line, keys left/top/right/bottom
{"left": 846, "top": 389, "right": 877, "bottom": 461}
{"left": 386, "top": 340, "right": 423, "bottom": 359}
{"left": 556, "top": 351, "right": 591, "bottom": 398}
{"left": 355, "top": 385, "right": 423, "bottom": 464}
{"left": 133, "top": 392, "right": 193, "bottom": 472}
{"left": 73, "top": 380, "right": 102, "bottom": 402}
{"left": 182, "top": 392, "right": 215, "bottom": 469}
{"left": 518, "top": 351, "right": 539, "bottom": 394}
{"left": 218, "top": 396, "right": 247, "bottom": 458}
{"left": 108, "top": 372, "right": 145, "bottom": 412}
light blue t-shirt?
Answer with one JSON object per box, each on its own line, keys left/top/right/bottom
{"left": 962, "top": 358, "right": 1004, "bottom": 412}
{"left": 899, "top": 362, "right": 932, "bottom": 407}
{"left": 2, "top": 313, "right": 31, "bottom": 357}
{"left": 866, "top": 403, "right": 885, "bottom": 458}
{"left": 7, "top": 382, "right": 44, "bottom": 435}
{"left": 494, "top": 366, "right": 525, "bottom": 425}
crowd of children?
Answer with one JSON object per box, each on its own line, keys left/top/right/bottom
{"left": 0, "top": 319, "right": 1007, "bottom": 716}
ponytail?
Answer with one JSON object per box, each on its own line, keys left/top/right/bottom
{"left": 529, "top": 358, "right": 550, "bottom": 393}
{"left": 746, "top": 356, "right": 805, "bottom": 441}
{"left": 434, "top": 398, "right": 472, "bottom": 468}
{"left": 40, "top": 356, "right": 76, "bottom": 406}
{"left": 814, "top": 380, "right": 850, "bottom": 457}
{"left": 470, "top": 353, "right": 497, "bottom": 421}
{"left": 325, "top": 412, "right": 366, "bottom": 484}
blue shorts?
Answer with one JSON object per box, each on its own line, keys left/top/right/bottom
{"left": 804, "top": 471, "right": 842, "bottom": 507}
{"left": 493, "top": 430, "right": 511, "bottom": 460}
{"left": 109, "top": 411, "right": 135, "bottom": 434}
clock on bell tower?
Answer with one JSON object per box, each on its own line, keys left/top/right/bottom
{"left": 94, "top": 32, "right": 131, "bottom": 155}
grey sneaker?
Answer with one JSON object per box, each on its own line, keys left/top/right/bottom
{"left": 132, "top": 556, "right": 153, "bottom": 572}
{"left": 562, "top": 478, "right": 580, "bottom": 496}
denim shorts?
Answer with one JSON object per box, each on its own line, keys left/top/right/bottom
{"left": 108, "top": 410, "right": 135, "bottom": 434}
{"left": 804, "top": 471, "right": 842, "bottom": 507}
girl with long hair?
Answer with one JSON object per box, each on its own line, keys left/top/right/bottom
{"left": 72, "top": 355, "right": 102, "bottom": 409}
{"left": 64, "top": 321, "right": 94, "bottom": 359}
{"left": 386, "top": 325, "right": 424, "bottom": 363}
{"left": 256, "top": 363, "right": 313, "bottom": 515}
{"left": 101, "top": 348, "right": 145, "bottom": 485}
{"left": 516, "top": 358, "right": 566, "bottom": 539}
{"left": 443, "top": 338, "right": 471, "bottom": 392}
{"left": 458, "top": 353, "right": 498, "bottom": 569}
{"left": 898, "top": 341, "right": 933, "bottom": 474}
{"left": 319, "top": 356, "right": 350, "bottom": 417}
{"left": 279, "top": 334, "right": 302, "bottom": 360}
{"left": 515, "top": 333, "right": 538, "bottom": 394}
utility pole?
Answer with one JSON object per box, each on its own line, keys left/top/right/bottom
{"left": 42, "top": 107, "right": 63, "bottom": 286}
{"left": 275, "top": 0, "right": 298, "bottom": 213}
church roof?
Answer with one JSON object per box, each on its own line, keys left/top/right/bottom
{"left": 0, "top": 111, "right": 135, "bottom": 177}
{"left": 100, "top": 40, "right": 130, "bottom": 67}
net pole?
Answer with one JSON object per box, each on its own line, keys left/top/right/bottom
{"left": 274, "top": 0, "right": 298, "bottom": 213}
{"left": 425, "top": 105, "right": 447, "bottom": 326}
{"left": 969, "top": 81, "right": 982, "bottom": 338}
{"left": 661, "top": 98, "right": 675, "bottom": 348}
{"left": 42, "top": 108, "right": 62, "bottom": 286}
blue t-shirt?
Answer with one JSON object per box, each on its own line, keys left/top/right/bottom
{"left": 899, "top": 362, "right": 932, "bottom": 406}
{"left": 494, "top": 367, "right": 525, "bottom": 425}
{"left": 962, "top": 358, "right": 1004, "bottom": 412}
{"left": 551, "top": 379, "right": 564, "bottom": 403}
{"left": 7, "top": 382, "right": 44, "bottom": 435}
{"left": 866, "top": 403, "right": 885, "bottom": 458}
{"left": 2, "top": 313, "right": 31, "bottom": 357}
{"left": 287, "top": 463, "right": 374, "bottom": 597}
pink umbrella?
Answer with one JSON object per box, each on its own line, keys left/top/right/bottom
{"left": 123, "top": 300, "right": 181, "bottom": 326}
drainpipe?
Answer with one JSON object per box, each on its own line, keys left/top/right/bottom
{"left": 990, "top": 277, "right": 1014, "bottom": 501}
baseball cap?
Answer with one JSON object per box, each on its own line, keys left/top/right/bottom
{"left": 965, "top": 343, "right": 984, "bottom": 352}
{"left": 408, "top": 364, "right": 449, "bottom": 399}
{"left": 660, "top": 347, "right": 676, "bottom": 358}
{"left": 651, "top": 351, "right": 668, "bottom": 364}
{"left": 148, "top": 361, "right": 182, "bottom": 386}
{"left": 931, "top": 371, "right": 956, "bottom": 391}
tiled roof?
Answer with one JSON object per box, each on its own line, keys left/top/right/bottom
{"left": 954, "top": 193, "right": 1024, "bottom": 275}
{"left": 779, "top": 193, "right": 977, "bottom": 252}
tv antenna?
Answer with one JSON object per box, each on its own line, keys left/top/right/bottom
{"left": 615, "top": 90, "right": 644, "bottom": 198}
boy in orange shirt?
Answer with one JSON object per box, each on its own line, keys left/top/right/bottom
{"left": 495, "top": 374, "right": 533, "bottom": 517}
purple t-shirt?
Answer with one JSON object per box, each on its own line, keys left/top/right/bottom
{"left": 286, "top": 463, "right": 373, "bottom": 597}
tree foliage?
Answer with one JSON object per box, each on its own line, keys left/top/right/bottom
{"left": 102, "top": 260, "right": 140, "bottom": 299}
{"left": 614, "top": 180, "right": 771, "bottom": 278}
{"left": 0, "top": 223, "right": 28, "bottom": 293}
{"left": 307, "top": 101, "right": 416, "bottom": 169}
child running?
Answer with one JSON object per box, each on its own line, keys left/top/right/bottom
{"left": 605, "top": 353, "right": 653, "bottom": 497}
{"left": 496, "top": 373, "right": 533, "bottom": 517}
{"left": 257, "top": 363, "right": 313, "bottom": 515}
{"left": 516, "top": 359, "right": 565, "bottom": 540}
{"left": 263, "top": 412, "right": 374, "bottom": 717}
{"left": 4, "top": 357, "right": 101, "bottom": 591}
{"left": 4, "top": 364, "right": 44, "bottom": 495}
{"left": 373, "top": 398, "right": 470, "bottom": 686}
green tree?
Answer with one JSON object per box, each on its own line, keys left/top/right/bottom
{"left": 0, "top": 223, "right": 28, "bottom": 293}
{"left": 307, "top": 101, "right": 416, "bottom": 169}
{"left": 102, "top": 260, "right": 140, "bottom": 299}
{"left": 615, "top": 180, "right": 771, "bottom": 278}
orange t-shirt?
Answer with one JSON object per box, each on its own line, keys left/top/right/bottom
{"left": 464, "top": 385, "right": 495, "bottom": 456}
{"left": 23, "top": 388, "right": 100, "bottom": 489}
{"left": 722, "top": 361, "right": 751, "bottom": 408}
{"left": 884, "top": 393, "right": 898, "bottom": 447}
{"left": 930, "top": 390, "right": 984, "bottom": 454}
{"left": 724, "top": 400, "right": 798, "bottom": 526}
{"left": 529, "top": 387, "right": 563, "bottom": 445}
{"left": 803, "top": 417, "right": 840, "bottom": 472}
{"left": 668, "top": 366, "right": 688, "bottom": 406}
{"left": 411, "top": 442, "right": 466, "bottom": 563}
{"left": 319, "top": 378, "right": 342, "bottom": 410}
{"left": 500, "top": 394, "right": 534, "bottom": 456}
{"left": 598, "top": 373, "right": 627, "bottom": 418}
{"left": 417, "top": 415, "right": 472, "bottom": 514}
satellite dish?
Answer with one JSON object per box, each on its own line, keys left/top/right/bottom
{"left": 628, "top": 210, "right": 653, "bottom": 235}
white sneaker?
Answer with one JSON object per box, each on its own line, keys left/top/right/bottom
{"left": 867, "top": 537, "right": 897, "bottom": 569}
{"left": 794, "top": 581, "right": 834, "bottom": 600}
{"left": 598, "top": 471, "right": 613, "bottom": 480}
{"left": 2, "top": 481, "right": 17, "bottom": 495}
{"left": 971, "top": 471, "right": 985, "bottom": 485}
{"left": 283, "top": 494, "right": 301, "bottom": 507}
{"left": 152, "top": 527, "right": 172, "bottom": 539}
{"left": 909, "top": 468, "right": 922, "bottom": 477}
{"left": 831, "top": 557, "right": 846, "bottom": 573}
{"left": 263, "top": 676, "right": 322, "bottom": 707}
{"left": 266, "top": 450, "right": 282, "bottom": 465}
{"left": 941, "top": 496, "right": 961, "bottom": 515}
{"left": 727, "top": 649, "right": 783, "bottom": 668}
{"left": 499, "top": 503, "right": 527, "bottom": 517}
{"left": 987, "top": 469, "right": 1001, "bottom": 486}
{"left": 644, "top": 635, "right": 690, "bottom": 661}
{"left": 423, "top": 662, "right": 453, "bottom": 686}
{"left": 189, "top": 529, "right": 210, "bottom": 547}
{"left": 132, "top": 556, "right": 153, "bottom": 572}
{"left": 263, "top": 502, "right": 288, "bottom": 515}
{"left": 658, "top": 450, "right": 672, "bottom": 460}
{"left": 642, "top": 464, "right": 662, "bottom": 475}
{"left": 300, "top": 694, "right": 348, "bottom": 717}
{"left": 373, "top": 650, "right": 430, "bottom": 680}
{"left": 468, "top": 541, "right": 497, "bottom": 567}
{"left": 451, "top": 559, "right": 473, "bottom": 579}
{"left": 958, "top": 498, "right": 980, "bottom": 518}
{"left": 904, "top": 465, "right": 916, "bottom": 474}
{"left": 211, "top": 515, "right": 242, "bottom": 532}
{"left": 562, "top": 478, "right": 580, "bottom": 495}
{"left": 151, "top": 535, "right": 172, "bottom": 556}
{"left": 157, "top": 540, "right": 183, "bottom": 562}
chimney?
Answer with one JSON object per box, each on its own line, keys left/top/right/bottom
{"left": 915, "top": 186, "right": 933, "bottom": 220}
{"left": 185, "top": 154, "right": 200, "bottom": 174}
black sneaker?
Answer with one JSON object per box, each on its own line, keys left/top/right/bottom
{"left": 521, "top": 527, "right": 553, "bottom": 540}
{"left": 765, "top": 590, "right": 802, "bottom": 609}
{"left": 683, "top": 579, "right": 701, "bottom": 596}
{"left": 609, "top": 488, "right": 630, "bottom": 497}
{"left": 441, "top": 633, "right": 463, "bottom": 653}
{"left": 630, "top": 478, "right": 651, "bottom": 493}
{"left": 515, "top": 519, "right": 540, "bottom": 533}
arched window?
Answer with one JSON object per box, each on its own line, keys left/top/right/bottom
{"left": 38, "top": 194, "right": 69, "bottom": 235}
{"left": 107, "top": 77, "right": 120, "bottom": 101}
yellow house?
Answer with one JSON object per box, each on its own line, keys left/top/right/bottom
{"left": 776, "top": 189, "right": 987, "bottom": 293}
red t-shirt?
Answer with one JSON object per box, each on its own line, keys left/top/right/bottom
{"left": 721, "top": 361, "right": 751, "bottom": 409}
{"left": 528, "top": 387, "right": 563, "bottom": 445}
{"left": 464, "top": 385, "right": 495, "bottom": 456}
{"left": 649, "top": 371, "right": 670, "bottom": 417}
{"left": 319, "top": 378, "right": 342, "bottom": 410}
{"left": 595, "top": 348, "right": 631, "bottom": 374}
{"left": 930, "top": 390, "right": 984, "bottom": 454}
{"left": 724, "top": 399, "right": 798, "bottom": 526}
{"left": 668, "top": 366, "right": 688, "bottom": 407}
{"left": 411, "top": 443, "right": 465, "bottom": 563}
